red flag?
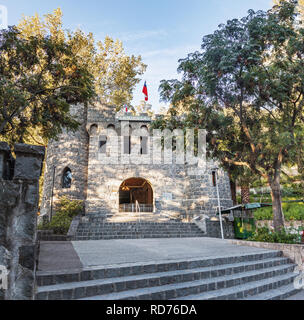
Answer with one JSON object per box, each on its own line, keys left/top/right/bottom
{"left": 142, "top": 81, "right": 148, "bottom": 101}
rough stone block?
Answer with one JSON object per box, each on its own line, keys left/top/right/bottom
{"left": 19, "top": 245, "right": 36, "bottom": 270}
{"left": 25, "top": 184, "right": 39, "bottom": 207}
{"left": 0, "top": 142, "right": 10, "bottom": 179}
{"left": 14, "top": 144, "right": 45, "bottom": 180}
{"left": 0, "top": 246, "right": 11, "bottom": 267}
{"left": 48, "top": 290, "right": 62, "bottom": 300}
{"left": 74, "top": 287, "right": 85, "bottom": 299}
{"left": 0, "top": 215, "right": 6, "bottom": 245}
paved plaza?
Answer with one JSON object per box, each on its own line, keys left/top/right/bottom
{"left": 39, "top": 237, "right": 275, "bottom": 271}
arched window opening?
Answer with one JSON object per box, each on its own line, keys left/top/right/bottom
{"left": 172, "top": 137, "right": 177, "bottom": 151}
{"left": 89, "top": 124, "right": 98, "bottom": 136}
{"left": 107, "top": 124, "right": 116, "bottom": 136}
{"left": 119, "top": 178, "right": 153, "bottom": 212}
{"left": 62, "top": 167, "right": 72, "bottom": 189}
{"left": 123, "top": 125, "right": 132, "bottom": 154}
{"left": 212, "top": 171, "right": 217, "bottom": 187}
{"left": 140, "top": 125, "right": 149, "bottom": 155}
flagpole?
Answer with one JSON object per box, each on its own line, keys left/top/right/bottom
{"left": 143, "top": 81, "right": 148, "bottom": 107}
{"left": 144, "top": 80, "right": 147, "bottom": 108}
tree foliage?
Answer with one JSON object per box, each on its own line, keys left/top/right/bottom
{"left": 0, "top": 26, "right": 95, "bottom": 144}
{"left": 156, "top": 0, "right": 304, "bottom": 231}
{"left": 17, "top": 8, "right": 147, "bottom": 109}
{"left": 274, "top": 0, "right": 304, "bottom": 20}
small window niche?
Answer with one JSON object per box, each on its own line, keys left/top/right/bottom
{"left": 62, "top": 167, "right": 72, "bottom": 189}
{"left": 89, "top": 124, "right": 98, "bottom": 136}
{"left": 140, "top": 125, "right": 149, "bottom": 155}
{"left": 123, "top": 125, "right": 132, "bottom": 154}
{"left": 99, "top": 135, "right": 107, "bottom": 154}
{"left": 107, "top": 124, "right": 116, "bottom": 136}
{"left": 212, "top": 171, "right": 217, "bottom": 187}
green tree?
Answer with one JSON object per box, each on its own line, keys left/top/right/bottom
{"left": 274, "top": 0, "right": 304, "bottom": 19}
{"left": 0, "top": 26, "right": 95, "bottom": 144}
{"left": 158, "top": 1, "right": 304, "bottom": 231}
{"left": 18, "top": 8, "right": 147, "bottom": 110}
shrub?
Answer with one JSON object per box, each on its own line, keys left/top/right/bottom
{"left": 247, "top": 226, "right": 300, "bottom": 244}
{"left": 39, "top": 197, "right": 83, "bottom": 235}
{"left": 282, "top": 184, "right": 304, "bottom": 198}
{"left": 254, "top": 201, "right": 304, "bottom": 221}
{"left": 254, "top": 207, "right": 273, "bottom": 220}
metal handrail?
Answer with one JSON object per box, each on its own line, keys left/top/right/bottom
{"left": 119, "top": 203, "right": 153, "bottom": 213}
{"left": 135, "top": 200, "right": 141, "bottom": 223}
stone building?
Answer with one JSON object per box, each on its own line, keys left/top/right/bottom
{"left": 41, "top": 101, "right": 233, "bottom": 223}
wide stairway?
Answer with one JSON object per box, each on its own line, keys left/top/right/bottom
{"left": 74, "top": 213, "right": 205, "bottom": 240}
{"left": 36, "top": 250, "right": 300, "bottom": 300}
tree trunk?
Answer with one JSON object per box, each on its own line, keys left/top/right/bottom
{"left": 227, "top": 169, "right": 237, "bottom": 205}
{"left": 268, "top": 174, "right": 285, "bottom": 232}
{"left": 230, "top": 178, "right": 237, "bottom": 205}
{"left": 241, "top": 185, "right": 250, "bottom": 204}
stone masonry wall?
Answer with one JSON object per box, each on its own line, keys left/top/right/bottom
{"left": 0, "top": 142, "right": 45, "bottom": 300}
{"left": 41, "top": 104, "right": 89, "bottom": 218}
{"left": 185, "top": 162, "right": 233, "bottom": 218}
{"left": 228, "top": 239, "right": 304, "bottom": 271}
{"left": 86, "top": 119, "right": 187, "bottom": 217}
{"left": 86, "top": 116, "right": 233, "bottom": 219}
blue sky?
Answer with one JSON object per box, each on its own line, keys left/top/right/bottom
{"left": 2, "top": 0, "right": 272, "bottom": 111}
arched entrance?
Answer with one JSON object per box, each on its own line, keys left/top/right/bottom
{"left": 119, "top": 178, "right": 153, "bottom": 212}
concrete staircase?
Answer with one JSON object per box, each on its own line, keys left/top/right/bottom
{"left": 35, "top": 250, "right": 301, "bottom": 300}
{"left": 74, "top": 213, "right": 206, "bottom": 240}
{"left": 38, "top": 230, "right": 70, "bottom": 241}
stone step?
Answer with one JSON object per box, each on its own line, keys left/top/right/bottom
{"left": 38, "top": 230, "right": 54, "bottom": 235}
{"left": 76, "top": 227, "right": 202, "bottom": 231}
{"left": 77, "top": 266, "right": 296, "bottom": 301}
{"left": 78, "top": 223, "right": 200, "bottom": 227}
{"left": 38, "top": 235, "right": 70, "bottom": 241}
{"left": 76, "top": 230, "right": 203, "bottom": 234}
{"left": 36, "top": 251, "right": 291, "bottom": 300}
{"left": 106, "top": 219, "right": 181, "bottom": 221}
{"left": 242, "top": 283, "right": 302, "bottom": 300}
{"left": 76, "top": 235, "right": 204, "bottom": 238}
{"left": 75, "top": 221, "right": 205, "bottom": 240}
{"left": 176, "top": 273, "right": 298, "bottom": 300}
{"left": 79, "top": 222, "right": 193, "bottom": 226}
{"left": 36, "top": 251, "right": 281, "bottom": 286}
{"left": 75, "top": 233, "right": 204, "bottom": 237}
{"left": 78, "top": 229, "right": 201, "bottom": 231}
{"left": 74, "top": 236, "right": 205, "bottom": 241}
{"left": 76, "top": 230, "right": 202, "bottom": 234}
{"left": 78, "top": 223, "right": 200, "bottom": 226}
{"left": 76, "top": 232, "right": 203, "bottom": 236}
{"left": 74, "top": 235, "right": 203, "bottom": 240}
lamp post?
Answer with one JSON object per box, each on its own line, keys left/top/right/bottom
{"left": 212, "top": 167, "right": 224, "bottom": 240}
{"left": 50, "top": 165, "right": 56, "bottom": 221}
